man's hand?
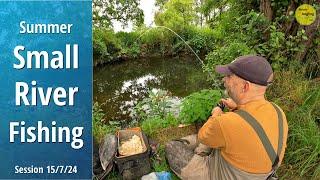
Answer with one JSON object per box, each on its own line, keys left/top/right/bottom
{"left": 221, "top": 98, "right": 237, "bottom": 111}
{"left": 211, "top": 107, "right": 223, "bottom": 117}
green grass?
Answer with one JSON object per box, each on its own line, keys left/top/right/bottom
{"left": 282, "top": 88, "right": 320, "bottom": 179}
{"left": 141, "top": 114, "right": 180, "bottom": 136}
{"left": 267, "top": 65, "right": 320, "bottom": 179}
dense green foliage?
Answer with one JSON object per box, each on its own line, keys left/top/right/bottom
{"left": 180, "top": 89, "right": 222, "bottom": 124}
{"left": 93, "top": 29, "right": 121, "bottom": 66}
{"left": 155, "top": 0, "right": 195, "bottom": 29}
{"left": 93, "top": 26, "right": 218, "bottom": 65}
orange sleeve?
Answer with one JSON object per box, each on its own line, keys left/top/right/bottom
{"left": 198, "top": 115, "right": 226, "bottom": 148}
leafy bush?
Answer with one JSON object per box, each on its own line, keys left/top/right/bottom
{"left": 93, "top": 29, "right": 121, "bottom": 66}
{"left": 205, "top": 40, "right": 255, "bottom": 68}
{"left": 116, "top": 31, "right": 141, "bottom": 58}
{"left": 134, "top": 90, "right": 180, "bottom": 136}
{"left": 93, "top": 102, "right": 108, "bottom": 142}
{"left": 121, "top": 42, "right": 141, "bottom": 58}
{"left": 93, "top": 102, "right": 120, "bottom": 143}
{"left": 176, "top": 26, "right": 217, "bottom": 54}
{"left": 116, "top": 31, "right": 140, "bottom": 47}
{"left": 139, "top": 28, "right": 174, "bottom": 55}
{"left": 255, "top": 26, "right": 307, "bottom": 70}
{"left": 180, "top": 89, "right": 222, "bottom": 124}
{"left": 236, "top": 11, "right": 269, "bottom": 44}
{"left": 135, "top": 89, "right": 175, "bottom": 120}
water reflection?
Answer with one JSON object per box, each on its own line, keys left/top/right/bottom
{"left": 93, "top": 56, "right": 211, "bottom": 122}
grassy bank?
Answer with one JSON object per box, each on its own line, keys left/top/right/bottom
{"left": 267, "top": 66, "right": 320, "bottom": 179}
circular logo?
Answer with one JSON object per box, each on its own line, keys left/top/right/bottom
{"left": 295, "top": 4, "right": 316, "bottom": 26}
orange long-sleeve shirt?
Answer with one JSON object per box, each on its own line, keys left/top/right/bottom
{"left": 198, "top": 99, "right": 288, "bottom": 174}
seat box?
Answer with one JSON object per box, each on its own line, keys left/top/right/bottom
{"left": 115, "top": 128, "right": 151, "bottom": 180}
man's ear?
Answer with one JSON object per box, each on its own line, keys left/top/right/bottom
{"left": 243, "top": 81, "right": 250, "bottom": 92}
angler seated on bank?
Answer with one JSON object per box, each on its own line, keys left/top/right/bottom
{"left": 165, "top": 55, "right": 288, "bottom": 180}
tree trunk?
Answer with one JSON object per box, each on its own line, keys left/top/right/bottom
{"left": 260, "top": 0, "right": 273, "bottom": 21}
{"left": 283, "top": 0, "right": 297, "bottom": 35}
{"left": 295, "top": 8, "right": 320, "bottom": 61}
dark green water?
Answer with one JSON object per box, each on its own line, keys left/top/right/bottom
{"left": 93, "top": 56, "right": 211, "bottom": 122}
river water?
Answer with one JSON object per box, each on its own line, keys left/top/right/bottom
{"left": 93, "top": 56, "right": 211, "bottom": 123}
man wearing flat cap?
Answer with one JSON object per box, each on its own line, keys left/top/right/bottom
{"left": 166, "top": 55, "right": 288, "bottom": 180}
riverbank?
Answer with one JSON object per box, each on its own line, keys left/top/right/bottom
{"left": 93, "top": 26, "right": 216, "bottom": 67}
{"left": 93, "top": 60, "right": 320, "bottom": 179}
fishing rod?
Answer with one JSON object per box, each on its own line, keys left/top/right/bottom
{"left": 135, "top": 25, "right": 214, "bottom": 79}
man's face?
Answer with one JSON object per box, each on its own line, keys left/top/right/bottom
{"left": 222, "top": 74, "right": 244, "bottom": 103}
